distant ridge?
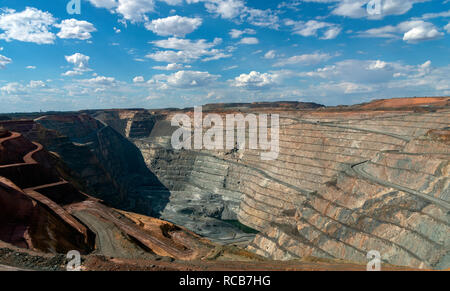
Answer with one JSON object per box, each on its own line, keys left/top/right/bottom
{"left": 201, "top": 101, "right": 325, "bottom": 111}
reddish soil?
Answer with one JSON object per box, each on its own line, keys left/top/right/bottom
{"left": 359, "top": 97, "right": 449, "bottom": 109}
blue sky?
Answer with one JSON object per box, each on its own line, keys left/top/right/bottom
{"left": 0, "top": 0, "right": 449, "bottom": 112}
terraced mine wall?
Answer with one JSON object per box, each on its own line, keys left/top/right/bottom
{"left": 0, "top": 129, "right": 251, "bottom": 263}
{"left": 95, "top": 105, "right": 449, "bottom": 269}
{"left": 2, "top": 100, "right": 449, "bottom": 269}
{"left": 96, "top": 112, "right": 256, "bottom": 244}
{"left": 0, "top": 130, "right": 95, "bottom": 254}
{"left": 0, "top": 116, "right": 170, "bottom": 217}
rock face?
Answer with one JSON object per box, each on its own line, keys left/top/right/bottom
{"left": 91, "top": 98, "right": 450, "bottom": 269}
{"left": 93, "top": 110, "right": 161, "bottom": 139}
{"left": 1, "top": 116, "right": 170, "bottom": 217}
{"left": 1, "top": 98, "right": 449, "bottom": 270}
{"left": 0, "top": 130, "right": 94, "bottom": 253}
{"left": 93, "top": 112, "right": 256, "bottom": 244}
{"left": 0, "top": 128, "right": 266, "bottom": 267}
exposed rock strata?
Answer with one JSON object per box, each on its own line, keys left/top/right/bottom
{"left": 1, "top": 98, "right": 448, "bottom": 269}
{"left": 1, "top": 116, "right": 170, "bottom": 217}
{"left": 0, "top": 129, "right": 264, "bottom": 265}
{"left": 95, "top": 99, "right": 450, "bottom": 269}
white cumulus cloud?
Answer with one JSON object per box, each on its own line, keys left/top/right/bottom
{"left": 358, "top": 20, "right": 443, "bottom": 43}
{"left": 231, "top": 71, "right": 279, "bottom": 89}
{"left": 152, "top": 63, "right": 190, "bottom": 70}
{"left": 201, "top": 0, "right": 245, "bottom": 19}
{"left": 63, "top": 53, "right": 92, "bottom": 76}
{"left": 145, "top": 15, "right": 202, "bottom": 37}
{"left": 328, "top": 0, "right": 429, "bottom": 19}
{"left": 28, "top": 80, "right": 46, "bottom": 88}
{"left": 87, "top": 0, "right": 119, "bottom": 10}
{"left": 151, "top": 70, "right": 220, "bottom": 88}
{"left": 229, "top": 28, "right": 256, "bottom": 38}
{"left": 133, "top": 76, "right": 145, "bottom": 83}
{"left": 0, "top": 7, "right": 56, "bottom": 44}
{"left": 146, "top": 37, "right": 230, "bottom": 63}
{"left": 239, "top": 37, "right": 259, "bottom": 44}
{"left": 86, "top": 0, "right": 156, "bottom": 22}
{"left": 56, "top": 19, "right": 97, "bottom": 40}
{"left": 285, "top": 19, "right": 342, "bottom": 39}
{"left": 83, "top": 75, "right": 117, "bottom": 86}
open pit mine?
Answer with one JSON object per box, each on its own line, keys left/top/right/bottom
{"left": 0, "top": 97, "right": 449, "bottom": 271}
